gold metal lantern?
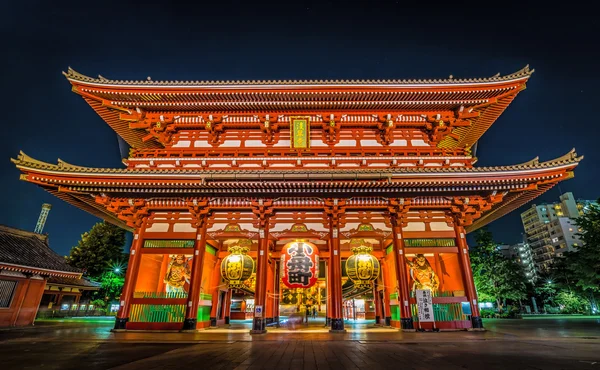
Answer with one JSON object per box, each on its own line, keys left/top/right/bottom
{"left": 345, "top": 245, "right": 380, "bottom": 289}
{"left": 220, "top": 244, "right": 254, "bottom": 288}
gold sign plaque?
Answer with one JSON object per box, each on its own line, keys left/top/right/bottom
{"left": 290, "top": 116, "right": 310, "bottom": 149}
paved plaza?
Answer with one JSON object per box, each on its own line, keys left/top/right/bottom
{"left": 0, "top": 317, "right": 599, "bottom": 369}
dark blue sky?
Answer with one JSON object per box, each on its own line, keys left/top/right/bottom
{"left": 1, "top": 1, "right": 598, "bottom": 255}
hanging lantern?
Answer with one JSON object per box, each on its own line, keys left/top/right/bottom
{"left": 280, "top": 241, "right": 319, "bottom": 289}
{"left": 220, "top": 244, "right": 254, "bottom": 288}
{"left": 345, "top": 245, "right": 380, "bottom": 289}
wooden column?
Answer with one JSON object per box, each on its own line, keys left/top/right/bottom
{"left": 391, "top": 216, "right": 414, "bottom": 330}
{"left": 223, "top": 289, "right": 233, "bottom": 324}
{"left": 251, "top": 220, "right": 270, "bottom": 333}
{"left": 11, "top": 277, "right": 31, "bottom": 326}
{"left": 325, "top": 260, "right": 330, "bottom": 326}
{"left": 329, "top": 218, "right": 345, "bottom": 332}
{"left": 381, "top": 258, "right": 392, "bottom": 326}
{"left": 182, "top": 217, "right": 208, "bottom": 330}
{"left": 273, "top": 259, "right": 280, "bottom": 325}
{"left": 373, "top": 281, "right": 382, "bottom": 325}
{"left": 455, "top": 224, "right": 483, "bottom": 329}
{"left": 209, "top": 258, "right": 222, "bottom": 327}
{"left": 114, "top": 223, "right": 146, "bottom": 330}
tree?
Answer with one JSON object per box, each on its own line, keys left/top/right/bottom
{"left": 470, "top": 228, "right": 528, "bottom": 313}
{"left": 95, "top": 270, "right": 126, "bottom": 303}
{"left": 559, "top": 200, "right": 600, "bottom": 312}
{"left": 66, "top": 222, "right": 127, "bottom": 277}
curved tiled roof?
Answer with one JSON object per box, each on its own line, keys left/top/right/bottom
{"left": 47, "top": 276, "right": 101, "bottom": 289}
{"left": 0, "top": 225, "right": 81, "bottom": 276}
{"left": 64, "top": 65, "right": 534, "bottom": 87}
{"left": 11, "top": 149, "right": 582, "bottom": 176}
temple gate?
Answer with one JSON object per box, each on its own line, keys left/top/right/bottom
{"left": 12, "top": 66, "right": 581, "bottom": 332}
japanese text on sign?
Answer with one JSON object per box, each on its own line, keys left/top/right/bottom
{"left": 416, "top": 289, "right": 434, "bottom": 322}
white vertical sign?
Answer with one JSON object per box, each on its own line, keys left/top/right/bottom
{"left": 255, "top": 305, "right": 263, "bottom": 318}
{"left": 416, "top": 289, "right": 434, "bottom": 322}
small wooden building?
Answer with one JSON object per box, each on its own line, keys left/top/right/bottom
{"left": 0, "top": 225, "right": 83, "bottom": 327}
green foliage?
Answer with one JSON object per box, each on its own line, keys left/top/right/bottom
{"left": 566, "top": 201, "right": 600, "bottom": 295}
{"left": 534, "top": 278, "right": 558, "bottom": 306}
{"left": 534, "top": 200, "right": 600, "bottom": 314}
{"left": 65, "top": 222, "right": 127, "bottom": 278}
{"left": 554, "top": 291, "right": 589, "bottom": 314}
{"left": 93, "top": 270, "right": 125, "bottom": 303}
{"left": 479, "top": 308, "right": 495, "bottom": 318}
{"left": 471, "top": 228, "right": 527, "bottom": 313}
{"left": 90, "top": 299, "right": 107, "bottom": 309}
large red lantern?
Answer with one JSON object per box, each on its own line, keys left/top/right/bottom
{"left": 280, "top": 241, "right": 319, "bottom": 289}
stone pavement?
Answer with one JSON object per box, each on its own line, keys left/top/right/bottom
{"left": 0, "top": 318, "right": 599, "bottom": 369}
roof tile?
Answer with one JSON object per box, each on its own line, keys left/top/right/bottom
{"left": 0, "top": 225, "right": 81, "bottom": 274}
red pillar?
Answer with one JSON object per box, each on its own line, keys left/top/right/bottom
{"left": 373, "top": 281, "right": 382, "bottom": 325}
{"left": 12, "top": 278, "right": 31, "bottom": 326}
{"left": 325, "top": 259, "right": 330, "bottom": 326}
{"left": 329, "top": 221, "right": 345, "bottom": 332}
{"left": 381, "top": 258, "right": 392, "bottom": 326}
{"left": 391, "top": 217, "right": 414, "bottom": 330}
{"left": 455, "top": 224, "right": 483, "bottom": 329}
{"left": 263, "top": 255, "right": 276, "bottom": 325}
{"left": 273, "top": 259, "right": 280, "bottom": 325}
{"left": 251, "top": 221, "right": 270, "bottom": 333}
{"left": 209, "top": 258, "right": 222, "bottom": 327}
{"left": 182, "top": 219, "right": 208, "bottom": 330}
{"left": 223, "top": 289, "right": 232, "bottom": 324}
{"left": 114, "top": 223, "right": 146, "bottom": 330}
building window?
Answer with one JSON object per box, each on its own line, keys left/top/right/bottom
{"left": 0, "top": 279, "right": 18, "bottom": 308}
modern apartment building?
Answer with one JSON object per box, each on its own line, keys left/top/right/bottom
{"left": 520, "top": 192, "right": 593, "bottom": 277}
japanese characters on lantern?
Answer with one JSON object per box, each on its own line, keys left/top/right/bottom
{"left": 280, "top": 241, "right": 319, "bottom": 289}
{"left": 220, "top": 243, "right": 255, "bottom": 288}
{"left": 345, "top": 245, "right": 380, "bottom": 289}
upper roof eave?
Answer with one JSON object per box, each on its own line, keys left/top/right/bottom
{"left": 63, "top": 65, "right": 534, "bottom": 90}
{"left": 11, "top": 149, "right": 582, "bottom": 179}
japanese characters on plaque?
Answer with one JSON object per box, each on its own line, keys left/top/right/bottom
{"left": 280, "top": 241, "right": 319, "bottom": 289}
{"left": 290, "top": 116, "right": 310, "bottom": 149}
{"left": 416, "top": 289, "right": 434, "bottom": 322}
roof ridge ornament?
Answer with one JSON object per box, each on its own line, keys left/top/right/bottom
{"left": 546, "top": 148, "right": 578, "bottom": 164}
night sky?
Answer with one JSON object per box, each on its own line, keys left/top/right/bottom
{"left": 2, "top": 2, "right": 598, "bottom": 255}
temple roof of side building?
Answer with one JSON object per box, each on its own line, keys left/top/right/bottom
{"left": 0, "top": 225, "right": 82, "bottom": 278}
{"left": 63, "top": 66, "right": 534, "bottom": 150}
{"left": 11, "top": 150, "right": 582, "bottom": 233}
{"left": 46, "top": 276, "right": 101, "bottom": 289}
{"left": 64, "top": 65, "right": 534, "bottom": 87}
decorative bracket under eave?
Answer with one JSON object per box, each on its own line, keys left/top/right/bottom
{"left": 387, "top": 198, "right": 411, "bottom": 228}
{"left": 323, "top": 198, "right": 347, "bottom": 229}
{"left": 376, "top": 114, "right": 395, "bottom": 145}
{"left": 423, "top": 113, "right": 471, "bottom": 144}
{"left": 450, "top": 194, "right": 504, "bottom": 227}
{"left": 204, "top": 115, "right": 225, "bottom": 145}
{"left": 186, "top": 198, "right": 211, "bottom": 228}
{"left": 122, "top": 109, "right": 177, "bottom": 146}
{"left": 95, "top": 195, "right": 149, "bottom": 229}
{"left": 321, "top": 114, "right": 341, "bottom": 145}
{"left": 250, "top": 199, "right": 274, "bottom": 229}
{"left": 258, "top": 114, "right": 280, "bottom": 144}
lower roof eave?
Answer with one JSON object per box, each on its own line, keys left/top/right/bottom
{"left": 0, "top": 263, "right": 82, "bottom": 279}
